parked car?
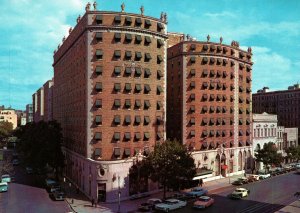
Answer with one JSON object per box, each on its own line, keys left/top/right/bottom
{"left": 138, "top": 198, "right": 162, "bottom": 211}
{"left": 232, "top": 177, "right": 248, "bottom": 185}
{"left": 0, "top": 182, "right": 8, "bottom": 192}
{"left": 171, "top": 192, "right": 189, "bottom": 201}
{"left": 247, "top": 175, "right": 260, "bottom": 182}
{"left": 230, "top": 188, "right": 250, "bottom": 199}
{"left": 1, "top": 174, "right": 11, "bottom": 183}
{"left": 130, "top": 192, "right": 150, "bottom": 200}
{"left": 50, "top": 190, "right": 65, "bottom": 201}
{"left": 257, "top": 172, "right": 271, "bottom": 179}
{"left": 185, "top": 187, "right": 208, "bottom": 198}
{"left": 155, "top": 199, "right": 187, "bottom": 212}
{"left": 193, "top": 196, "right": 214, "bottom": 209}
{"left": 48, "top": 183, "right": 62, "bottom": 193}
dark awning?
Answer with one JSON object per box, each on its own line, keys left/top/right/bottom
{"left": 145, "top": 36, "right": 151, "bottom": 43}
{"left": 95, "top": 132, "right": 102, "bottom": 140}
{"left": 114, "top": 66, "right": 121, "bottom": 74}
{"left": 125, "top": 16, "right": 132, "bottom": 24}
{"left": 144, "top": 132, "right": 150, "bottom": 139}
{"left": 135, "top": 100, "right": 141, "bottom": 107}
{"left": 125, "top": 115, "right": 131, "bottom": 123}
{"left": 96, "top": 66, "right": 102, "bottom": 75}
{"left": 114, "top": 33, "right": 121, "bottom": 39}
{"left": 95, "top": 82, "right": 102, "bottom": 91}
{"left": 202, "top": 44, "right": 208, "bottom": 51}
{"left": 190, "top": 56, "right": 196, "bottom": 63}
{"left": 96, "top": 15, "right": 103, "bottom": 21}
{"left": 124, "top": 148, "right": 131, "bottom": 156}
{"left": 135, "top": 116, "right": 141, "bottom": 123}
{"left": 145, "top": 53, "right": 152, "bottom": 60}
{"left": 135, "top": 52, "right": 142, "bottom": 59}
{"left": 125, "top": 67, "right": 132, "bottom": 74}
{"left": 114, "top": 132, "right": 120, "bottom": 140}
{"left": 125, "top": 33, "right": 132, "bottom": 41}
{"left": 135, "top": 35, "right": 142, "bottom": 42}
{"left": 114, "top": 50, "right": 121, "bottom": 57}
{"left": 157, "top": 22, "right": 164, "bottom": 30}
{"left": 114, "top": 148, "right": 121, "bottom": 157}
{"left": 96, "top": 49, "right": 103, "bottom": 56}
{"left": 135, "top": 132, "right": 141, "bottom": 139}
{"left": 145, "top": 19, "right": 152, "bottom": 26}
{"left": 135, "top": 18, "right": 142, "bottom": 25}
{"left": 114, "top": 16, "right": 121, "bottom": 23}
{"left": 125, "top": 83, "right": 132, "bottom": 91}
{"left": 125, "top": 51, "right": 132, "bottom": 58}
{"left": 125, "top": 132, "right": 131, "bottom": 140}
{"left": 95, "top": 32, "right": 103, "bottom": 39}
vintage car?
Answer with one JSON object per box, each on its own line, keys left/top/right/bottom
{"left": 1, "top": 174, "right": 11, "bottom": 183}
{"left": 257, "top": 171, "right": 271, "bottom": 179}
{"left": 247, "top": 175, "right": 260, "bottom": 182}
{"left": 185, "top": 187, "right": 208, "bottom": 198}
{"left": 230, "top": 188, "right": 250, "bottom": 199}
{"left": 138, "top": 198, "right": 162, "bottom": 211}
{"left": 50, "top": 190, "right": 65, "bottom": 201}
{"left": 232, "top": 177, "right": 248, "bottom": 185}
{"left": 193, "top": 196, "right": 214, "bottom": 209}
{"left": 155, "top": 199, "right": 187, "bottom": 212}
{"left": 0, "top": 182, "right": 8, "bottom": 192}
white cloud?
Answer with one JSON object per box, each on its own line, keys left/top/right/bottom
{"left": 204, "top": 11, "right": 236, "bottom": 18}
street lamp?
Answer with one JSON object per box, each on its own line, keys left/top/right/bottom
{"left": 218, "top": 146, "right": 224, "bottom": 179}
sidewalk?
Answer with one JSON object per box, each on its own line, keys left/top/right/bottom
{"left": 64, "top": 174, "right": 244, "bottom": 213}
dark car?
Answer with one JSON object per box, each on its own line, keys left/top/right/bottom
{"left": 50, "top": 190, "right": 65, "bottom": 201}
{"left": 232, "top": 179, "right": 244, "bottom": 185}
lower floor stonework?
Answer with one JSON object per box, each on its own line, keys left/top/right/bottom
{"left": 62, "top": 146, "right": 253, "bottom": 203}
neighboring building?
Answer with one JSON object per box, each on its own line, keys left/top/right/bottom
{"left": 0, "top": 109, "right": 18, "bottom": 129}
{"left": 43, "top": 79, "right": 54, "bottom": 121}
{"left": 52, "top": 5, "right": 167, "bottom": 202}
{"left": 167, "top": 32, "right": 184, "bottom": 47}
{"left": 252, "top": 84, "right": 300, "bottom": 144}
{"left": 26, "top": 104, "right": 33, "bottom": 123}
{"left": 32, "top": 87, "right": 44, "bottom": 122}
{"left": 167, "top": 36, "right": 253, "bottom": 179}
{"left": 15, "top": 110, "right": 27, "bottom": 126}
{"left": 284, "top": 127, "right": 298, "bottom": 149}
{"left": 252, "top": 112, "right": 278, "bottom": 170}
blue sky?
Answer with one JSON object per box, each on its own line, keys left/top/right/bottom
{"left": 0, "top": 0, "right": 299, "bottom": 110}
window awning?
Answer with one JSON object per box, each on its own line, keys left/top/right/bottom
{"left": 190, "top": 44, "right": 196, "bottom": 50}
{"left": 145, "top": 53, "right": 152, "bottom": 60}
{"left": 125, "top": 67, "right": 132, "bottom": 74}
{"left": 202, "top": 57, "right": 208, "bottom": 63}
{"left": 190, "top": 56, "right": 196, "bottom": 63}
{"left": 217, "top": 46, "right": 222, "bottom": 52}
{"left": 135, "top": 67, "right": 142, "bottom": 76}
{"left": 157, "top": 39, "right": 164, "bottom": 47}
{"left": 144, "top": 147, "right": 150, "bottom": 155}
{"left": 190, "top": 94, "right": 195, "bottom": 99}
{"left": 125, "top": 83, "right": 132, "bottom": 91}
{"left": 190, "top": 69, "right": 195, "bottom": 75}
{"left": 157, "top": 70, "right": 163, "bottom": 78}
{"left": 217, "top": 58, "right": 222, "bottom": 64}
{"left": 157, "top": 101, "right": 163, "bottom": 108}
{"left": 135, "top": 84, "right": 142, "bottom": 91}
{"left": 222, "top": 106, "right": 227, "bottom": 112}
{"left": 239, "top": 130, "right": 243, "bottom": 136}
{"left": 125, "top": 115, "right": 131, "bottom": 123}
{"left": 246, "top": 76, "right": 251, "bottom": 82}
{"left": 217, "top": 106, "right": 221, "bottom": 112}
{"left": 202, "top": 131, "right": 208, "bottom": 136}
{"left": 201, "top": 142, "right": 208, "bottom": 148}
{"left": 96, "top": 66, "right": 102, "bottom": 75}
{"left": 114, "top": 50, "right": 121, "bottom": 57}
{"left": 239, "top": 141, "right": 244, "bottom": 147}
{"left": 190, "top": 105, "right": 195, "bottom": 112}
{"left": 144, "top": 132, "right": 150, "bottom": 139}
{"left": 114, "top": 83, "right": 121, "bottom": 91}
{"left": 239, "top": 119, "right": 243, "bottom": 124}
{"left": 114, "top": 115, "right": 120, "bottom": 124}
{"left": 144, "top": 100, "right": 151, "bottom": 108}
{"left": 114, "top": 16, "right": 121, "bottom": 23}
{"left": 217, "top": 94, "right": 222, "bottom": 100}
{"left": 114, "top": 66, "right": 121, "bottom": 74}
{"left": 231, "top": 61, "right": 235, "bottom": 66}
{"left": 144, "top": 84, "right": 151, "bottom": 92}
{"left": 95, "top": 99, "right": 102, "bottom": 107}
{"left": 202, "top": 106, "right": 208, "bottom": 111}
{"left": 210, "top": 94, "right": 215, "bottom": 100}
{"left": 96, "top": 49, "right": 103, "bottom": 56}
{"left": 190, "top": 118, "right": 195, "bottom": 124}
{"left": 145, "top": 19, "right": 152, "bottom": 26}
{"left": 114, "top": 33, "right": 121, "bottom": 39}
{"left": 135, "top": 52, "right": 142, "bottom": 59}
{"left": 135, "top": 18, "right": 142, "bottom": 25}
{"left": 95, "top": 82, "right": 102, "bottom": 91}
{"left": 203, "top": 82, "right": 208, "bottom": 87}
{"left": 210, "top": 106, "right": 215, "bottom": 112}
{"left": 144, "top": 116, "right": 150, "bottom": 124}
{"left": 210, "top": 82, "right": 215, "bottom": 88}
{"left": 157, "top": 86, "right": 163, "bottom": 93}
{"left": 125, "top": 51, "right": 132, "bottom": 58}
{"left": 210, "top": 118, "right": 214, "bottom": 123}
{"left": 210, "top": 57, "right": 215, "bottom": 63}
{"left": 210, "top": 45, "right": 216, "bottom": 50}
{"left": 95, "top": 32, "right": 103, "bottom": 39}
{"left": 96, "top": 15, "right": 103, "bottom": 21}
{"left": 135, "top": 100, "right": 141, "bottom": 107}
{"left": 125, "top": 99, "right": 131, "bottom": 107}
{"left": 114, "top": 99, "right": 121, "bottom": 107}
{"left": 190, "top": 130, "right": 195, "bottom": 136}
{"left": 223, "top": 95, "right": 227, "bottom": 101}
{"left": 202, "top": 45, "right": 208, "bottom": 51}
{"left": 135, "top": 35, "right": 142, "bottom": 42}
{"left": 94, "top": 148, "right": 101, "bottom": 157}
{"left": 135, "top": 132, "right": 141, "bottom": 139}
{"left": 239, "top": 63, "right": 245, "bottom": 69}
{"left": 210, "top": 130, "right": 215, "bottom": 136}
{"left": 202, "top": 118, "right": 208, "bottom": 124}
{"left": 190, "top": 81, "right": 195, "bottom": 88}
{"left": 157, "top": 132, "right": 163, "bottom": 139}
{"left": 95, "top": 115, "right": 102, "bottom": 124}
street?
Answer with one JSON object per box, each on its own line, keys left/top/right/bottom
{"left": 0, "top": 150, "right": 71, "bottom": 213}
{"left": 164, "top": 172, "right": 300, "bottom": 213}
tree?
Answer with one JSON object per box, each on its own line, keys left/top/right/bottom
{"left": 14, "top": 120, "right": 64, "bottom": 178}
{"left": 255, "top": 142, "right": 283, "bottom": 172}
{"left": 285, "top": 146, "right": 300, "bottom": 162}
{"left": 0, "top": 121, "right": 13, "bottom": 139}
{"left": 0, "top": 155, "right": 14, "bottom": 177}
{"left": 143, "top": 140, "right": 196, "bottom": 199}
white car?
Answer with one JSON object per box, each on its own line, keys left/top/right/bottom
{"left": 0, "top": 182, "right": 8, "bottom": 192}
{"left": 155, "top": 199, "right": 187, "bottom": 212}
{"left": 1, "top": 174, "right": 11, "bottom": 183}
{"left": 230, "top": 188, "right": 250, "bottom": 199}
{"left": 257, "top": 172, "right": 271, "bottom": 179}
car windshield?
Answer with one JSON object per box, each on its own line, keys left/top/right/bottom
{"left": 236, "top": 190, "right": 244, "bottom": 192}
{"left": 199, "top": 197, "right": 209, "bottom": 202}
{"left": 193, "top": 188, "right": 203, "bottom": 192}
{"left": 165, "top": 200, "right": 177, "bottom": 205}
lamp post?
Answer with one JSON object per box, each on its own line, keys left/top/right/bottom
{"left": 218, "top": 146, "right": 224, "bottom": 179}
{"left": 117, "top": 176, "right": 121, "bottom": 213}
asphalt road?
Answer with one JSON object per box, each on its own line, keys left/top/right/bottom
{"left": 164, "top": 172, "right": 300, "bottom": 213}
{"left": 0, "top": 149, "right": 71, "bottom": 213}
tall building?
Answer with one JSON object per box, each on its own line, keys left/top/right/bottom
{"left": 0, "top": 108, "right": 18, "bottom": 129}
{"left": 52, "top": 4, "right": 167, "bottom": 202}
{"left": 25, "top": 104, "right": 33, "bottom": 123}
{"left": 32, "top": 87, "right": 44, "bottom": 122}
{"left": 167, "top": 36, "right": 253, "bottom": 179}
{"left": 43, "top": 79, "right": 54, "bottom": 121}
{"left": 252, "top": 84, "right": 300, "bottom": 144}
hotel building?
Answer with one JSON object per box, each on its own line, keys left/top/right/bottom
{"left": 52, "top": 4, "right": 167, "bottom": 202}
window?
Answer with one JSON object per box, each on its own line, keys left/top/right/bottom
{"left": 95, "top": 82, "right": 102, "bottom": 92}
{"left": 145, "top": 19, "right": 152, "bottom": 28}
{"left": 156, "top": 116, "right": 162, "bottom": 125}
{"left": 114, "top": 50, "right": 121, "bottom": 59}
{"left": 114, "top": 132, "right": 121, "bottom": 141}
{"left": 114, "top": 33, "right": 121, "bottom": 42}
{"left": 144, "top": 100, "right": 151, "bottom": 109}
{"left": 135, "top": 67, "right": 142, "bottom": 77}
{"left": 202, "top": 82, "right": 208, "bottom": 89}
{"left": 135, "top": 100, "right": 141, "bottom": 109}
{"left": 144, "top": 68, "right": 151, "bottom": 78}
{"left": 210, "top": 106, "right": 215, "bottom": 113}
{"left": 157, "top": 55, "right": 163, "bottom": 64}
{"left": 157, "top": 86, "right": 163, "bottom": 95}
{"left": 125, "top": 67, "right": 132, "bottom": 76}
{"left": 190, "top": 81, "right": 195, "bottom": 89}
{"left": 202, "top": 44, "right": 208, "bottom": 51}
{"left": 125, "top": 115, "right": 131, "bottom": 125}
{"left": 124, "top": 132, "right": 131, "bottom": 141}
{"left": 95, "top": 99, "right": 102, "bottom": 108}
{"left": 125, "top": 51, "right": 132, "bottom": 60}
{"left": 190, "top": 69, "right": 195, "bottom": 77}
{"left": 144, "top": 132, "right": 150, "bottom": 140}
{"left": 190, "top": 117, "right": 195, "bottom": 125}
{"left": 135, "top": 132, "right": 141, "bottom": 140}
{"left": 210, "top": 94, "right": 215, "bottom": 101}
{"left": 125, "top": 16, "right": 132, "bottom": 25}
{"left": 135, "top": 84, "right": 142, "bottom": 93}
{"left": 157, "top": 70, "right": 163, "bottom": 80}
{"left": 114, "top": 115, "right": 121, "bottom": 125}
{"left": 114, "top": 15, "right": 121, "bottom": 24}
{"left": 144, "top": 36, "right": 152, "bottom": 45}
{"left": 190, "top": 130, "right": 195, "bottom": 137}
{"left": 210, "top": 83, "right": 215, "bottom": 89}
{"left": 94, "top": 132, "right": 102, "bottom": 140}
{"left": 202, "top": 118, "right": 208, "bottom": 126}
{"left": 202, "top": 94, "right": 208, "bottom": 101}
{"left": 114, "top": 99, "right": 121, "bottom": 108}
{"left": 135, "top": 18, "right": 142, "bottom": 26}
{"left": 133, "top": 116, "right": 142, "bottom": 127}
{"left": 125, "top": 99, "right": 131, "bottom": 109}
{"left": 145, "top": 53, "right": 152, "bottom": 62}
{"left": 96, "top": 49, "right": 103, "bottom": 60}
{"left": 114, "top": 147, "right": 121, "bottom": 158}
{"left": 135, "top": 52, "right": 142, "bottom": 61}
{"left": 96, "top": 66, "right": 103, "bottom": 75}
{"left": 157, "top": 23, "right": 164, "bottom": 31}
{"left": 95, "top": 32, "right": 103, "bottom": 42}
{"left": 210, "top": 57, "right": 215, "bottom": 64}
{"left": 202, "top": 57, "right": 208, "bottom": 64}
{"left": 190, "top": 56, "right": 196, "bottom": 63}
{"left": 157, "top": 132, "right": 163, "bottom": 140}
{"left": 114, "top": 83, "right": 121, "bottom": 92}
{"left": 95, "top": 115, "right": 102, "bottom": 125}
{"left": 124, "top": 148, "right": 131, "bottom": 157}
{"left": 144, "top": 84, "right": 151, "bottom": 94}
{"left": 114, "top": 66, "right": 121, "bottom": 76}
{"left": 144, "top": 116, "right": 150, "bottom": 125}
{"left": 94, "top": 148, "right": 102, "bottom": 159}
{"left": 190, "top": 93, "right": 195, "bottom": 101}
{"left": 95, "top": 15, "right": 103, "bottom": 24}
{"left": 157, "top": 39, "right": 164, "bottom": 48}
{"left": 222, "top": 106, "right": 227, "bottom": 113}
{"left": 202, "top": 106, "right": 208, "bottom": 113}
{"left": 157, "top": 101, "right": 162, "bottom": 110}
{"left": 135, "top": 35, "right": 142, "bottom": 44}
{"left": 125, "top": 83, "right": 132, "bottom": 92}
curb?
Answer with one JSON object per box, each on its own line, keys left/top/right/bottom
{"left": 65, "top": 198, "right": 78, "bottom": 213}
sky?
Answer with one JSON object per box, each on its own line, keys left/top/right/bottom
{"left": 0, "top": 0, "right": 299, "bottom": 110}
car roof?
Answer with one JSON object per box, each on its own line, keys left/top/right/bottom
{"left": 148, "top": 198, "right": 161, "bottom": 201}
{"left": 0, "top": 182, "right": 8, "bottom": 186}
{"left": 199, "top": 196, "right": 210, "bottom": 199}
{"left": 1, "top": 174, "right": 10, "bottom": 177}
{"left": 165, "top": 199, "right": 179, "bottom": 202}
{"left": 236, "top": 188, "right": 246, "bottom": 190}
